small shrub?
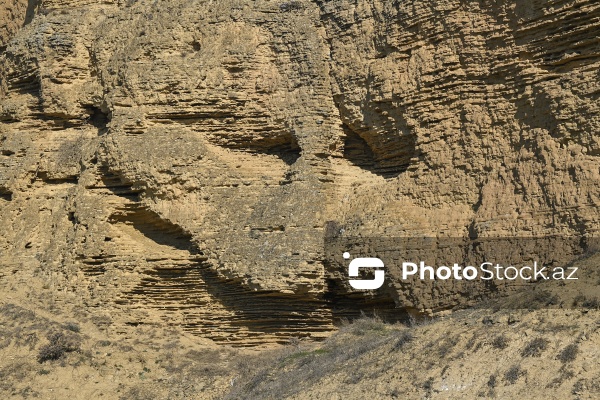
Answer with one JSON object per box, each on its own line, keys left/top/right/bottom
{"left": 279, "top": 1, "right": 303, "bottom": 12}
{"left": 526, "top": 290, "right": 560, "bottom": 309}
{"left": 422, "top": 377, "right": 434, "bottom": 391}
{"left": 438, "top": 336, "right": 459, "bottom": 357}
{"left": 407, "top": 314, "right": 435, "bottom": 327}
{"left": 504, "top": 364, "right": 525, "bottom": 384}
{"left": 487, "top": 374, "right": 497, "bottom": 388}
{"left": 573, "top": 295, "right": 599, "bottom": 309}
{"left": 389, "top": 331, "right": 413, "bottom": 352}
{"left": 340, "top": 315, "right": 386, "bottom": 336}
{"left": 491, "top": 335, "right": 509, "bottom": 350}
{"left": 521, "top": 337, "right": 549, "bottom": 357}
{"left": 557, "top": 343, "right": 578, "bottom": 364}
{"left": 507, "top": 289, "right": 560, "bottom": 310}
{"left": 572, "top": 379, "right": 585, "bottom": 394}
{"left": 547, "top": 369, "right": 575, "bottom": 388}
{"left": 465, "top": 334, "right": 477, "bottom": 350}
{"left": 343, "top": 370, "right": 364, "bottom": 384}
{"left": 285, "top": 349, "right": 328, "bottom": 362}
{"left": 324, "top": 220, "right": 343, "bottom": 238}
{"left": 540, "top": 323, "right": 577, "bottom": 334}
{"left": 119, "top": 386, "right": 155, "bottom": 400}
{"left": 64, "top": 322, "right": 80, "bottom": 333}
{"left": 37, "top": 332, "right": 80, "bottom": 363}
{"left": 440, "top": 365, "right": 449, "bottom": 376}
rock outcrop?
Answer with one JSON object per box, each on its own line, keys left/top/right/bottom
{"left": 1, "top": 0, "right": 599, "bottom": 344}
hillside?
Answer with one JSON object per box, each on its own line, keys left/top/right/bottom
{"left": 1, "top": 0, "right": 599, "bottom": 398}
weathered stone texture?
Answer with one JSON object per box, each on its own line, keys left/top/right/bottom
{"left": 1, "top": 0, "right": 599, "bottom": 344}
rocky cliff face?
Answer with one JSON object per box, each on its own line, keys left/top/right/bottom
{"left": 1, "top": 0, "right": 599, "bottom": 345}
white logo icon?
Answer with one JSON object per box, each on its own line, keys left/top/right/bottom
{"left": 344, "top": 252, "right": 385, "bottom": 290}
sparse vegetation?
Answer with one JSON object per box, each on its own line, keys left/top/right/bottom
{"left": 537, "top": 322, "right": 578, "bottom": 334}
{"left": 504, "top": 364, "right": 525, "bottom": 384}
{"left": 557, "top": 343, "right": 579, "bottom": 363}
{"left": 465, "top": 333, "right": 477, "bottom": 350}
{"left": 64, "top": 322, "right": 80, "bottom": 333}
{"left": 491, "top": 334, "right": 509, "bottom": 349}
{"left": 422, "top": 377, "right": 435, "bottom": 392}
{"left": 225, "top": 316, "right": 408, "bottom": 399}
{"left": 37, "top": 332, "right": 80, "bottom": 363}
{"left": 499, "top": 289, "right": 561, "bottom": 310}
{"left": 389, "top": 331, "right": 413, "bottom": 352}
{"left": 572, "top": 295, "right": 599, "bottom": 309}
{"left": 1, "top": 302, "right": 598, "bottom": 399}
{"left": 339, "top": 315, "right": 387, "bottom": 336}
{"left": 438, "top": 336, "right": 459, "bottom": 357}
{"left": 487, "top": 374, "right": 497, "bottom": 388}
{"left": 547, "top": 368, "right": 575, "bottom": 388}
{"left": 525, "top": 290, "right": 561, "bottom": 309}
{"left": 521, "top": 337, "right": 549, "bottom": 357}
{"left": 279, "top": 1, "right": 303, "bottom": 12}
{"left": 572, "top": 379, "right": 585, "bottom": 395}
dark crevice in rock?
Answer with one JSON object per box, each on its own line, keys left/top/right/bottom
{"left": 0, "top": 188, "right": 12, "bottom": 201}
{"left": 324, "top": 277, "right": 408, "bottom": 325}
{"left": 321, "top": 238, "right": 408, "bottom": 325}
{"left": 322, "top": 227, "right": 411, "bottom": 325}
{"left": 262, "top": 133, "right": 302, "bottom": 165}
{"left": 215, "top": 132, "right": 302, "bottom": 165}
{"left": 147, "top": 112, "right": 237, "bottom": 121}
{"left": 77, "top": 254, "right": 107, "bottom": 276}
{"left": 37, "top": 171, "right": 79, "bottom": 185}
{"left": 146, "top": 113, "right": 301, "bottom": 164}
{"left": 109, "top": 204, "right": 199, "bottom": 253}
{"left": 343, "top": 126, "right": 377, "bottom": 169}
{"left": 24, "top": 0, "right": 40, "bottom": 26}
{"left": 6, "top": 70, "right": 40, "bottom": 96}
{"left": 97, "top": 166, "right": 142, "bottom": 201}
{"left": 342, "top": 125, "right": 413, "bottom": 178}
{"left": 84, "top": 105, "right": 110, "bottom": 134}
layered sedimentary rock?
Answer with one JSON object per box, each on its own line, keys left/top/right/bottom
{"left": 1, "top": 0, "right": 599, "bottom": 344}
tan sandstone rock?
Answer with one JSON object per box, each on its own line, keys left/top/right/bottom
{"left": 1, "top": 0, "right": 599, "bottom": 344}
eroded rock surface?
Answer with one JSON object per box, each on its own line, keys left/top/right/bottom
{"left": 1, "top": 0, "right": 599, "bottom": 344}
